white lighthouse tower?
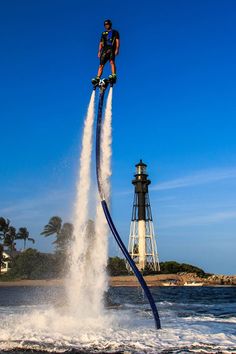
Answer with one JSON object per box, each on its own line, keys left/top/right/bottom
{"left": 128, "top": 160, "right": 160, "bottom": 272}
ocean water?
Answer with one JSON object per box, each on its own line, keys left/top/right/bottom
{"left": 0, "top": 285, "right": 235, "bottom": 353}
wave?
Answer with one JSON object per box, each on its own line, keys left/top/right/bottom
{"left": 184, "top": 314, "right": 236, "bottom": 324}
{"left": 0, "top": 305, "right": 235, "bottom": 353}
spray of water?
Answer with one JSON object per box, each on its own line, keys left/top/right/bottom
{"left": 66, "top": 88, "right": 113, "bottom": 325}
{"left": 92, "top": 88, "right": 113, "bottom": 313}
{"left": 0, "top": 89, "right": 116, "bottom": 352}
{"left": 100, "top": 87, "right": 113, "bottom": 203}
{"left": 66, "top": 91, "right": 97, "bottom": 320}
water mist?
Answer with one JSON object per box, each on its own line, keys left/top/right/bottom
{"left": 66, "top": 88, "right": 113, "bottom": 325}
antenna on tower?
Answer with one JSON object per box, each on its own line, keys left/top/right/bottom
{"left": 128, "top": 160, "right": 160, "bottom": 273}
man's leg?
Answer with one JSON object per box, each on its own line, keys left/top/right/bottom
{"left": 97, "top": 64, "right": 104, "bottom": 77}
{"left": 110, "top": 60, "right": 116, "bottom": 75}
{"left": 92, "top": 63, "right": 104, "bottom": 85}
{"left": 92, "top": 50, "right": 106, "bottom": 84}
{"left": 109, "top": 59, "right": 117, "bottom": 83}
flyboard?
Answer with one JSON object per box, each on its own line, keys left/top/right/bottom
{"left": 93, "top": 77, "right": 161, "bottom": 330}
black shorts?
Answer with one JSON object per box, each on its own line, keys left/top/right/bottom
{"left": 100, "top": 47, "right": 115, "bottom": 65}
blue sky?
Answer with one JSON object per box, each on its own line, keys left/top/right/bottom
{"left": 0, "top": 0, "right": 236, "bottom": 274}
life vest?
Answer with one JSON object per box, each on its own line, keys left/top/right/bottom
{"left": 104, "top": 30, "right": 113, "bottom": 46}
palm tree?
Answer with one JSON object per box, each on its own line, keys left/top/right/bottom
{"left": 0, "top": 244, "right": 4, "bottom": 275}
{"left": 41, "top": 216, "right": 62, "bottom": 237}
{"left": 41, "top": 217, "right": 74, "bottom": 253}
{"left": 54, "top": 222, "right": 74, "bottom": 251}
{"left": 16, "top": 227, "right": 35, "bottom": 250}
{"left": 0, "top": 218, "right": 17, "bottom": 251}
{"left": 4, "top": 226, "right": 17, "bottom": 251}
{"left": 41, "top": 217, "right": 73, "bottom": 276}
{"left": 0, "top": 217, "right": 10, "bottom": 241}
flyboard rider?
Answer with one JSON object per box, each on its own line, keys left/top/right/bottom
{"left": 92, "top": 19, "right": 120, "bottom": 85}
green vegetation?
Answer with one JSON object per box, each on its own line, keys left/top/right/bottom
{"left": 6, "top": 248, "right": 58, "bottom": 280}
{"left": 16, "top": 227, "right": 35, "bottom": 250}
{"left": 40, "top": 216, "right": 74, "bottom": 275}
{"left": 0, "top": 217, "right": 34, "bottom": 251}
{"left": 159, "top": 261, "right": 206, "bottom": 276}
{"left": 41, "top": 216, "right": 74, "bottom": 253}
{"left": 1, "top": 250, "right": 207, "bottom": 279}
{"left": 1, "top": 214, "right": 207, "bottom": 280}
{"left": 107, "top": 257, "right": 129, "bottom": 276}
{"left": 0, "top": 215, "right": 96, "bottom": 279}
{"left": 0, "top": 215, "right": 73, "bottom": 279}
{"left": 107, "top": 258, "right": 206, "bottom": 277}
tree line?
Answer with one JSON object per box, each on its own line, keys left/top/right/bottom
{"left": 0, "top": 217, "right": 35, "bottom": 251}
{"left": 0, "top": 217, "right": 35, "bottom": 273}
{"left": 0, "top": 215, "right": 91, "bottom": 278}
{"left": 0, "top": 215, "right": 206, "bottom": 279}
{"left": 0, "top": 215, "right": 74, "bottom": 277}
{"left": 2, "top": 253, "right": 206, "bottom": 280}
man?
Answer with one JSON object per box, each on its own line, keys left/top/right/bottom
{"left": 92, "top": 19, "right": 120, "bottom": 85}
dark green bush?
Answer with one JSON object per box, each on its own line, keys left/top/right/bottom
{"left": 107, "top": 257, "right": 129, "bottom": 276}
{"left": 8, "top": 248, "right": 59, "bottom": 279}
{"left": 159, "top": 261, "right": 205, "bottom": 276}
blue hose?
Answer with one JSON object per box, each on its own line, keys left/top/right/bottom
{"left": 101, "top": 200, "right": 161, "bottom": 329}
{"left": 95, "top": 88, "right": 161, "bottom": 329}
{"left": 96, "top": 90, "right": 105, "bottom": 200}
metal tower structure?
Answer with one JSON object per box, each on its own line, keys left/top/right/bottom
{"left": 128, "top": 160, "right": 160, "bottom": 272}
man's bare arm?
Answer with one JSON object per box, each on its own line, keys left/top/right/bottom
{"left": 115, "top": 38, "right": 120, "bottom": 56}
{"left": 98, "top": 41, "right": 103, "bottom": 58}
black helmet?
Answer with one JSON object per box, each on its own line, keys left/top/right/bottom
{"left": 104, "top": 19, "right": 112, "bottom": 26}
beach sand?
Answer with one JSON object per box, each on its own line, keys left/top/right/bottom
{"left": 0, "top": 274, "right": 235, "bottom": 287}
{"left": 0, "top": 274, "right": 196, "bottom": 287}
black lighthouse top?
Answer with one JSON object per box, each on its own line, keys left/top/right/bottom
{"left": 132, "top": 160, "right": 151, "bottom": 189}
{"left": 135, "top": 159, "right": 147, "bottom": 176}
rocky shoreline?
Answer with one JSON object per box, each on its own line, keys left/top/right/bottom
{"left": 110, "top": 273, "right": 236, "bottom": 287}
{"left": 0, "top": 273, "right": 235, "bottom": 287}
